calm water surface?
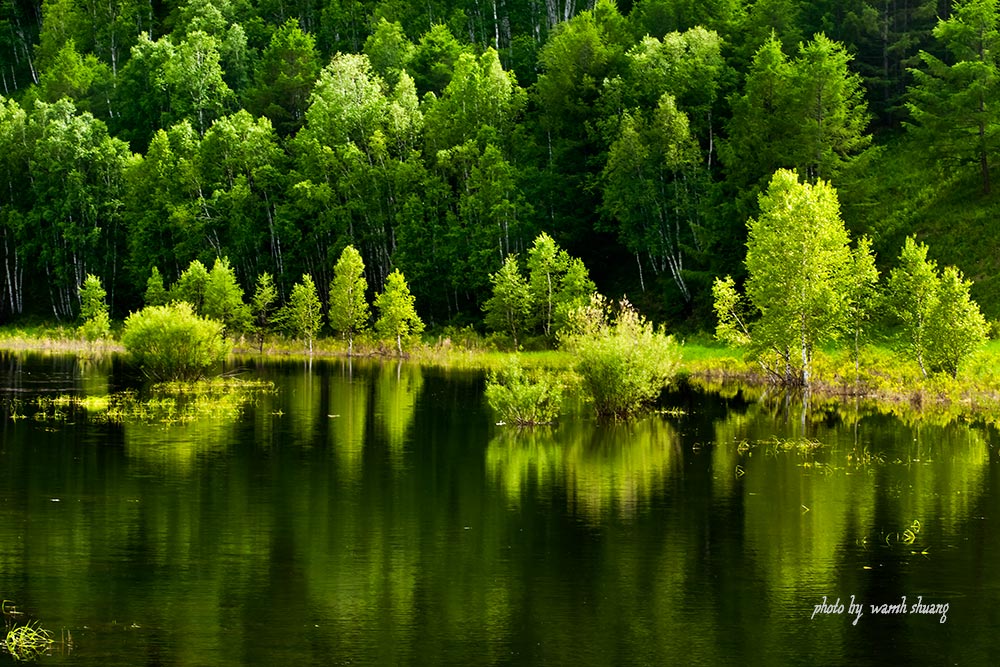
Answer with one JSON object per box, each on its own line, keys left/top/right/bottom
{"left": 0, "top": 352, "right": 997, "bottom": 665}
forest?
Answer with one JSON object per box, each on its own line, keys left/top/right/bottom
{"left": 1, "top": 0, "right": 998, "bottom": 332}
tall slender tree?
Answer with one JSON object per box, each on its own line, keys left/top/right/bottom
{"left": 375, "top": 269, "right": 423, "bottom": 355}
{"left": 328, "top": 245, "right": 369, "bottom": 356}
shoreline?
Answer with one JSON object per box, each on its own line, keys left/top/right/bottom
{"left": 4, "top": 330, "right": 1000, "bottom": 424}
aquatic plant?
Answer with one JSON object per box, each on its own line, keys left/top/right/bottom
{"left": 3, "top": 621, "right": 54, "bottom": 661}
{"left": 736, "top": 436, "right": 826, "bottom": 456}
{"left": 485, "top": 355, "right": 564, "bottom": 426}
{"left": 18, "top": 378, "right": 275, "bottom": 426}
{"left": 1, "top": 601, "right": 64, "bottom": 662}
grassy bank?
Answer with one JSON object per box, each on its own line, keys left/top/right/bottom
{"left": 680, "top": 337, "right": 1000, "bottom": 426}
{"left": 5, "top": 322, "right": 1000, "bottom": 424}
{"left": 0, "top": 323, "right": 124, "bottom": 354}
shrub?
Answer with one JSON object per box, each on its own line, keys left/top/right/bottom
{"left": 122, "top": 302, "right": 231, "bottom": 381}
{"left": 562, "top": 295, "right": 680, "bottom": 419}
{"left": 485, "top": 355, "right": 563, "bottom": 425}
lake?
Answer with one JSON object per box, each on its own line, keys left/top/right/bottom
{"left": 0, "top": 352, "right": 997, "bottom": 665}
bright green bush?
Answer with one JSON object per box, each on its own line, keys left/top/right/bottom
{"left": 485, "top": 355, "right": 564, "bottom": 426}
{"left": 122, "top": 302, "right": 231, "bottom": 381}
{"left": 563, "top": 295, "right": 681, "bottom": 419}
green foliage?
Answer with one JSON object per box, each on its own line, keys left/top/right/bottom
{"left": 171, "top": 259, "right": 210, "bottom": 311}
{"left": 250, "top": 272, "right": 277, "bottom": 353}
{"left": 722, "top": 33, "right": 871, "bottom": 200}
{"left": 743, "top": 169, "right": 856, "bottom": 386}
{"left": 4, "top": 619, "right": 55, "bottom": 661}
{"left": 374, "top": 269, "right": 424, "bottom": 355}
{"left": 78, "top": 273, "right": 111, "bottom": 342}
{"left": 889, "top": 236, "right": 988, "bottom": 378}
{"left": 145, "top": 267, "right": 168, "bottom": 306}
{"left": 424, "top": 48, "right": 522, "bottom": 151}
{"left": 245, "top": 18, "right": 320, "bottom": 136}
{"left": 485, "top": 355, "right": 564, "bottom": 425}
{"left": 562, "top": 294, "right": 681, "bottom": 419}
{"left": 78, "top": 273, "right": 108, "bottom": 322}
{"left": 408, "top": 23, "right": 468, "bottom": 96}
{"left": 712, "top": 275, "right": 751, "bottom": 347}
{"left": 483, "top": 254, "right": 532, "bottom": 348}
{"left": 845, "top": 236, "right": 881, "bottom": 375}
{"left": 906, "top": 0, "right": 1000, "bottom": 194}
{"left": 364, "top": 18, "right": 414, "bottom": 87}
{"left": 926, "top": 266, "right": 989, "bottom": 377}
{"left": 122, "top": 302, "right": 231, "bottom": 381}
{"left": 888, "top": 236, "right": 940, "bottom": 377}
{"left": 526, "top": 232, "right": 595, "bottom": 339}
{"left": 203, "top": 257, "right": 250, "bottom": 333}
{"left": 278, "top": 274, "right": 323, "bottom": 355}
{"left": 328, "top": 245, "right": 369, "bottom": 356}
{"left": 1, "top": 0, "right": 997, "bottom": 341}
{"left": 602, "top": 94, "right": 702, "bottom": 302}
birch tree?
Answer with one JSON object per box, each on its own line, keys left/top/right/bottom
{"left": 375, "top": 269, "right": 424, "bottom": 355}
{"left": 741, "top": 169, "right": 854, "bottom": 387}
{"left": 328, "top": 244, "right": 369, "bottom": 356}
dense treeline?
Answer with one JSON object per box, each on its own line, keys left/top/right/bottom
{"left": 0, "top": 0, "right": 993, "bottom": 329}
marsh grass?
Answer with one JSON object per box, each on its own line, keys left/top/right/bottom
{"left": 0, "top": 325, "right": 123, "bottom": 356}
{"left": 1, "top": 600, "right": 68, "bottom": 662}
{"left": 684, "top": 339, "right": 1000, "bottom": 425}
{"left": 3, "top": 622, "right": 54, "bottom": 661}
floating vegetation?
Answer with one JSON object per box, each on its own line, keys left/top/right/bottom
{"left": 846, "top": 446, "right": 887, "bottom": 468}
{"left": 736, "top": 436, "right": 826, "bottom": 456}
{"left": 857, "top": 520, "right": 926, "bottom": 554}
{"left": 901, "top": 519, "right": 922, "bottom": 545}
{"left": 10, "top": 377, "right": 276, "bottom": 426}
{"left": 1, "top": 600, "right": 70, "bottom": 662}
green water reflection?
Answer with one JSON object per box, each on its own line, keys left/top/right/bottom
{"left": 0, "top": 355, "right": 997, "bottom": 665}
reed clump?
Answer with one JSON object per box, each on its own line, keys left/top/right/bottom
{"left": 1, "top": 600, "right": 68, "bottom": 662}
